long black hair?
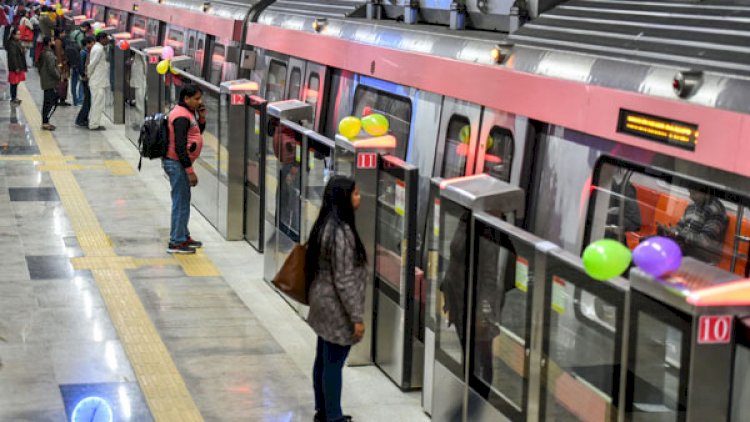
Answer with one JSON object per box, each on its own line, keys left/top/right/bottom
{"left": 305, "top": 175, "right": 367, "bottom": 283}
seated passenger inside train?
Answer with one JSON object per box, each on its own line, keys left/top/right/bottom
{"left": 657, "top": 186, "right": 728, "bottom": 265}
{"left": 605, "top": 168, "right": 641, "bottom": 239}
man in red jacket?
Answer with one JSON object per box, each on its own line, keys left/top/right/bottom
{"left": 162, "top": 84, "right": 206, "bottom": 254}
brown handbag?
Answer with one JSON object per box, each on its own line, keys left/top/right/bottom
{"left": 272, "top": 244, "right": 309, "bottom": 305}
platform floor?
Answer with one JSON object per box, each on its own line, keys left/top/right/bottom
{"left": 0, "top": 54, "right": 428, "bottom": 421}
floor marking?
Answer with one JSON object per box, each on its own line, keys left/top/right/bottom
{"left": 174, "top": 249, "right": 221, "bottom": 277}
{"left": 18, "top": 85, "right": 204, "bottom": 422}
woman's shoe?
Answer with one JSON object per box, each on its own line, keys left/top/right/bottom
{"left": 41, "top": 124, "right": 55, "bottom": 131}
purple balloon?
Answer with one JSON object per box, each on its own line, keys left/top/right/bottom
{"left": 632, "top": 236, "right": 683, "bottom": 278}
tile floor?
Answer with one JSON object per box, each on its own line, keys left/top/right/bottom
{"left": 0, "top": 53, "right": 429, "bottom": 421}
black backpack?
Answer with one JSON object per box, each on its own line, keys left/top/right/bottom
{"left": 137, "top": 113, "right": 169, "bottom": 170}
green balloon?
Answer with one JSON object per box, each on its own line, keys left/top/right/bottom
{"left": 361, "top": 113, "right": 389, "bottom": 137}
{"left": 582, "top": 239, "right": 632, "bottom": 281}
{"left": 94, "top": 28, "right": 102, "bottom": 35}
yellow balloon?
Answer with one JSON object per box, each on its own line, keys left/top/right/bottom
{"left": 459, "top": 125, "right": 471, "bottom": 144}
{"left": 338, "top": 116, "right": 361, "bottom": 140}
{"left": 361, "top": 113, "right": 389, "bottom": 137}
{"left": 56, "top": 8, "right": 64, "bottom": 16}
{"left": 156, "top": 59, "right": 170, "bottom": 75}
{"left": 170, "top": 65, "right": 179, "bottom": 75}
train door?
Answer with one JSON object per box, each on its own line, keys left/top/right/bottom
{"left": 302, "top": 62, "right": 328, "bottom": 132}
{"left": 285, "top": 58, "right": 306, "bottom": 101}
{"left": 72, "top": 0, "right": 83, "bottom": 15}
{"left": 433, "top": 98, "right": 482, "bottom": 179}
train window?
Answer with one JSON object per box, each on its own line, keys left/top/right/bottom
{"left": 131, "top": 17, "right": 146, "bottom": 39}
{"left": 147, "top": 20, "right": 160, "bottom": 47}
{"left": 208, "top": 44, "right": 225, "bottom": 85}
{"left": 265, "top": 60, "right": 287, "bottom": 103}
{"left": 289, "top": 68, "right": 302, "bottom": 100}
{"left": 352, "top": 85, "right": 412, "bottom": 159}
{"left": 166, "top": 28, "right": 185, "bottom": 56}
{"left": 196, "top": 39, "right": 206, "bottom": 75}
{"left": 483, "top": 127, "right": 514, "bottom": 182}
{"left": 440, "top": 115, "right": 470, "bottom": 179}
{"left": 188, "top": 35, "right": 195, "bottom": 52}
{"left": 586, "top": 159, "right": 749, "bottom": 275}
{"left": 305, "top": 73, "right": 320, "bottom": 121}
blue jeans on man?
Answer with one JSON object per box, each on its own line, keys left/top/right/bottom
{"left": 313, "top": 337, "right": 351, "bottom": 422}
{"left": 70, "top": 67, "right": 84, "bottom": 106}
{"left": 162, "top": 158, "right": 191, "bottom": 244}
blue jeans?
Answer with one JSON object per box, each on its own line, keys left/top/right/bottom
{"left": 313, "top": 337, "right": 351, "bottom": 422}
{"left": 71, "top": 68, "right": 83, "bottom": 105}
{"left": 162, "top": 159, "right": 191, "bottom": 244}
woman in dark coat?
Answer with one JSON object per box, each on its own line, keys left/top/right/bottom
{"left": 6, "top": 27, "right": 27, "bottom": 105}
{"left": 306, "top": 175, "right": 367, "bottom": 422}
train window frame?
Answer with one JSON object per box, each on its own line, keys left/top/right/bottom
{"left": 131, "top": 16, "right": 146, "bottom": 38}
{"left": 583, "top": 155, "right": 750, "bottom": 276}
{"left": 166, "top": 27, "right": 185, "bottom": 56}
{"left": 306, "top": 72, "right": 321, "bottom": 121}
{"left": 352, "top": 84, "right": 412, "bottom": 160}
{"left": 440, "top": 114, "right": 471, "bottom": 179}
{"left": 265, "top": 59, "right": 288, "bottom": 103}
{"left": 483, "top": 126, "right": 514, "bottom": 182}
{"left": 288, "top": 67, "right": 302, "bottom": 100}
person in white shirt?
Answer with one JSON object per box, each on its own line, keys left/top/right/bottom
{"left": 86, "top": 32, "right": 110, "bottom": 131}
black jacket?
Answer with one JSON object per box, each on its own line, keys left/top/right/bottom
{"left": 6, "top": 39, "right": 27, "bottom": 73}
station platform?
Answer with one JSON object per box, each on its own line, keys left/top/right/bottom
{"left": 0, "top": 54, "right": 427, "bottom": 421}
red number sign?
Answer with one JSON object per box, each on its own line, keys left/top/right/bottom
{"left": 148, "top": 54, "right": 159, "bottom": 64}
{"left": 230, "top": 94, "right": 244, "bottom": 106}
{"left": 698, "top": 315, "right": 733, "bottom": 344}
{"left": 357, "top": 152, "right": 377, "bottom": 169}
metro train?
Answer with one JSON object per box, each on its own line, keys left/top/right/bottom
{"left": 58, "top": 0, "right": 750, "bottom": 419}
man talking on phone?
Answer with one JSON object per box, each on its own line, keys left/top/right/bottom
{"left": 163, "top": 85, "right": 206, "bottom": 254}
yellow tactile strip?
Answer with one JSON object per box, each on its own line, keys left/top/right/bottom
{"left": 18, "top": 86, "right": 204, "bottom": 421}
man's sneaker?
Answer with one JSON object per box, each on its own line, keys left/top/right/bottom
{"left": 167, "top": 242, "right": 196, "bottom": 254}
{"left": 186, "top": 237, "right": 202, "bottom": 248}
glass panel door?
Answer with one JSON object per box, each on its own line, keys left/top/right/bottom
{"left": 435, "top": 199, "right": 470, "bottom": 377}
{"left": 244, "top": 97, "right": 267, "bottom": 252}
{"left": 626, "top": 292, "right": 691, "bottom": 422}
{"left": 541, "top": 252, "right": 627, "bottom": 422}
{"left": 469, "top": 216, "right": 535, "bottom": 419}
{"left": 302, "top": 134, "right": 335, "bottom": 242}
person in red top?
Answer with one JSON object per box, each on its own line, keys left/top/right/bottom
{"left": 163, "top": 84, "right": 206, "bottom": 254}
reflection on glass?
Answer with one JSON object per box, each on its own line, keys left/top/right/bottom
{"left": 589, "top": 163, "right": 739, "bottom": 273}
{"left": 131, "top": 17, "right": 146, "bottom": 39}
{"left": 376, "top": 172, "right": 405, "bottom": 292}
{"left": 147, "top": 20, "right": 159, "bottom": 47}
{"left": 289, "top": 68, "right": 302, "bottom": 100}
{"left": 275, "top": 126, "right": 302, "bottom": 243}
{"left": 441, "top": 115, "right": 470, "bottom": 178}
{"left": 473, "top": 235, "right": 526, "bottom": 409}
{"left": 544, "top": 284, "right": 618, "bottom": 421}
{"left": 630, "top": 312, "right": 684, "bottom": 421}
{"left": 127, "top": 53, "right": 146, "bottom": 134}
{"left": 209, "top": 44, "right": 225, "bottom": 86}
{"left": 198, "top": 91, "right": 221, "bottom": 178}
{"left": 266, "top": 61, "right": 287, "bottom": 103}
{"left": 483, "top": 127, "right": 514, "bottom": 181}
{"left": 166, "top": 28, "right": 185, "bottom": 56}
{"left": 352, "top": 85, "right": 411, "bottom": 159}
{"left": 304, "top": 142, "right": 332, "bottom": 239}
{"left": 732, "top": 340, "right": 750, "bottom": 421}
{"left": 306, "top": 73, "right": 320, "bottom": 122}
{"left": 436, "top": 205, "right": 468, "bottom": 367}
{"left": 245, "top": 108, "right": 261, "bottom": 187}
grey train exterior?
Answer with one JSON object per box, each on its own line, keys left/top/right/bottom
{"left": 79, "top": 0, "right": 750, "bottom": 420}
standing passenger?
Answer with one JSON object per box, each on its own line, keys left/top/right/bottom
{"left": 53, "top": 28, "right": 70, "bottom": 106}
{"left": 86, "top": 32, "right": 109, "bottom": 131}
{"left": 38, "top": 35, "right": 59, "bottom": 131}
{"left": 6, "top": 27, "right": 27, "bottom": 105}
{"left": 306, "top": 175, "right": 366, "bottom": 422}
{"left": 163, "top": 84, "right": 205, "bottom": 254}
{"left": 75, "top": 36, "right": 94, "bottom": 128}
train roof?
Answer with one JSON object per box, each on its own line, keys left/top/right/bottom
{"left": 509, "top": 0, "right": 750, "bottom": 114}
